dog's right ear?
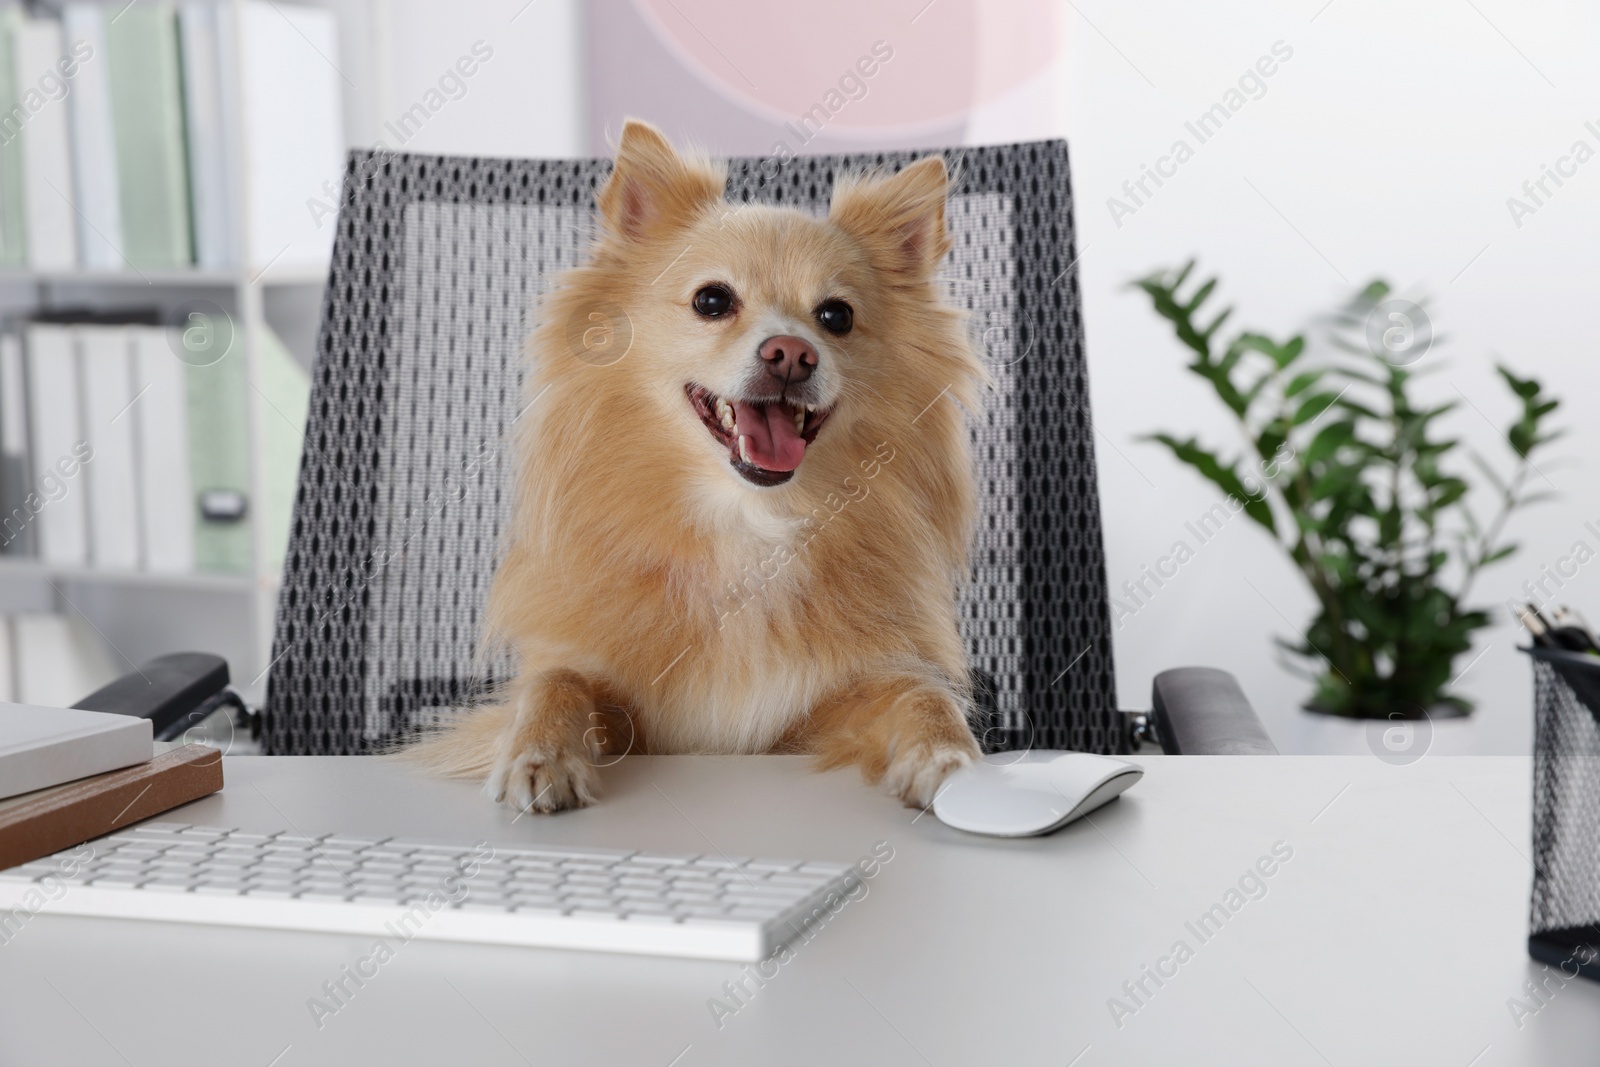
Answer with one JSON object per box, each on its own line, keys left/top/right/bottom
{"left": 598, "top": 120, "right": 725, "bottom": 241}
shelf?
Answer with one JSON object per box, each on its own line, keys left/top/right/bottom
{"left": 0, "top": 558, "right": 275, "bottom": 593}
{"left": 0, "top": 266, "right": 326, "bottom": 288}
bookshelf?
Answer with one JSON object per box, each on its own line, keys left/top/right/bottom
{"left": 0, "top": 0, "right": 344, "bottom": 706}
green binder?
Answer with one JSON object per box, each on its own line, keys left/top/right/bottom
{"left": 186, "top": 335, "right": 250, "bottom": 573}
{"left": 0, "top": 10, "right": 28, "bottom": 268}
{"left": 107, "top": 4, "right": 192, "bottom": 268}
{"left": 256, "top": 325, "right": 309, "bottom": 575}
{"left": 186, "top": 324, "right": 308, "bottom": 574}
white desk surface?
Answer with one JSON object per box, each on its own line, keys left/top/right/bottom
{"left": 1, "top": 753, "right": 1593, "bottom": 1066}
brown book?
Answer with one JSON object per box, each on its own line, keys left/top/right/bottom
{"left": 0, "top": 744, "right": 224, "bottom": 870}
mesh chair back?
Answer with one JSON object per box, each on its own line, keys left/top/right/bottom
{"left": 263, "top": 141, "right": 1121, "bottom": 755}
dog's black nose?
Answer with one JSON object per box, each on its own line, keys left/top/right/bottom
{"left": 758, "top": 335, "right": 817, "bottom": 384}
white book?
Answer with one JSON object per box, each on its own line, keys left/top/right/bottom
{"left": 0, "top": 698, "right": 151, "bottom": 799}
{"left": 0, "top": 331, "right": 32, "bottom": 556}
{"left": 179, "top": 3, "right": 234, "bottom": 268}
{"left": 12, "top": 19, "right": 78, "bottom": 271}
{"left": 77, "top": 325, "right": 140, "bottom": 569}
{"left": 129, "top": 325, "right": 192, "bottom": 572}
{"left": 24, "top": 323, "right": 87, "bottom": 565}
{"left": 0, "top": 615, "right": 13, "bottom": 703}
{"left": 237, "top": 1, "right": 343, "bottom": 274}
{"left": 62, "top": 4, "right": 122, "bottom": 270}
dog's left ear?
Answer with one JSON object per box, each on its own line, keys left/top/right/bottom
{"left": 598, "top": 120, "right": 725, "bottom": 241}
{"left": 829, "top": 156, "right": 951, "bottom": 277}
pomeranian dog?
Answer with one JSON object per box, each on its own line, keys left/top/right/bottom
{"left": 406, "top": 119, "right": 985, "bottom": 813}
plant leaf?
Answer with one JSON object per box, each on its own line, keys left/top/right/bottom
{"left": 1146, "top": 433, "right": 1277, "bottom": 535}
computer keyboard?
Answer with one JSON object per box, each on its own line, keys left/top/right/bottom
{"left": 0, "top": 822, "right": 861, "bottom": 961}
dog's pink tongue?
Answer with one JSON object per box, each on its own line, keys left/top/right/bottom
{"left": 735, "top": 401, "right": 805, "bottom": 472}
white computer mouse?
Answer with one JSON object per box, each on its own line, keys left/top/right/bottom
{"left": 932, "top": 750, "right": 1144, "bottom": 837}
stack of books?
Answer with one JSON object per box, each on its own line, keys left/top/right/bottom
{"left": 0, "top": 702, "right": 223, "bottom": 873}
{"left": 0, "top": 1, "right": 344, "bottom": 273}
{"left": 0, "top": 316, "right": 309, "bottom": 574}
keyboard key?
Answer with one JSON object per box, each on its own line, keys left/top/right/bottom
{"left": 683, "top": 915, "right": 749, "bottom": 930}
{"left": 299, "top": 890, "right": 355, "bottom": 903}
{"left": 364, "top": 848, "right": 418, "bottom": 861}
{"left": 165, "top": 846, "right": 216, "bottom": 860}
{"left": 143, "top": 882, "right": 195, "bottom": 894}
{"left": 766, "top": 873, "right": 833, "bottom": 887}
{"left": 629, "top": 854, "right": 699, "bottom": 867}
{"left": 87, "top": 876, "right": 144, "bottom": 889}
{"left": 666, "top": 889, "right": 721, "bottom": 903}
{"left": 302, "top": 877, "right": 356, "bottom": 892}
{"left": 618, "top": 886, "right": 674, "bottom": 900}
{"left": 564, "top": 873, "right": 616, "bottom": 888}
{"left": 178, "top": 828, "right": 228, "bottom": 841}
{"left": 725, "top": 882, "right": 809, "bottom": 898}
{"left": 568, "top": 908, "right": 622, "bottom": 922}
{"left": 357, "top": 861, "right": 411, "bottom": 875}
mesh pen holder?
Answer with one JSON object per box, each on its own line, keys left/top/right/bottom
{"left": 1527, "top": 645, "right": 1600, "bottom": 979}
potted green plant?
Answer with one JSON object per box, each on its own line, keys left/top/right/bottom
{"left": 1134, "top": 263, "right": 1560, "bottom": 719}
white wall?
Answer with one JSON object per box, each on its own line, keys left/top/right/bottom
{"left": 330, "top": 0, "right": 586, "bottom": 157}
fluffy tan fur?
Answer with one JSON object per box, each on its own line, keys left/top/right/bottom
{"left": 402, "top": 120, "right": 986, "bottom": 812}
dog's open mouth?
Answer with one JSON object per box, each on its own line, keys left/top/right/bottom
{"left": 685, "top": 384, "right": 831, "bottom": 487}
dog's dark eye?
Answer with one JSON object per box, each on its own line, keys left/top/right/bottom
{"left": 692, "top": 285, "right": 734, "bottom": 318}
{"left": 816, "top": 299, "right": 853, "bottom": 335}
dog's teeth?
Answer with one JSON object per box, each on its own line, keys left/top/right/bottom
{"left": 794, "top": 408, "right": 806, "bottom": 433}
{"left": 738, "top": 435, "right": 751, "bottom": 464}
{"left": 716, "top": 398, "right": 735, "bottom": 431}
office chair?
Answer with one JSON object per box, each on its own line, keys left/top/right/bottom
{"left": 85, "top": 139, "right": 1275, "bottom": 758}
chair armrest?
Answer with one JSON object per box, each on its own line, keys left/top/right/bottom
{"left": 72, "top": 653, "right": 235, "bottom": 743}
{"left": 1151, "top": 667, "right": 1278, "bottom": 755}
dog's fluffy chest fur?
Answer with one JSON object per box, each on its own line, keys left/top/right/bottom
{"left": 573, "top": 529, "right": 843, "bottom": 753}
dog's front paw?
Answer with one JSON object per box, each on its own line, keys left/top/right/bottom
{"left": 483, "top": 743, "right": 599, "bottom": 814}
{"left": 882, "top": 737, "right": 974, "bottom": 809}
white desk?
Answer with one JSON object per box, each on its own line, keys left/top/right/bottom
{"left": 1, "top": 754, "right": 1593, "bottom": 1065}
